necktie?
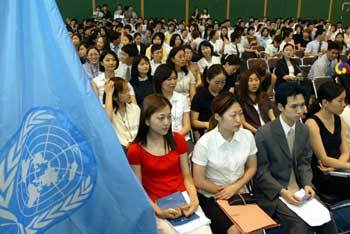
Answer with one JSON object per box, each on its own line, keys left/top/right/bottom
{"left": 287, "top": 128, "right": 299, "bottom": 193}
{"left": 326, "top": 61, "right": 333, "bottom": 77}
{"left": 126, "top": 66, "right": 131, "bottom": 81}
{"left": 235, "top": 44, "right": 240, "bottom": 57}
{"left": 287, "top": 128, "right": 295, "bottom": 155}
{"left": 318, "top": 41, "right": 322, "bottom": 53}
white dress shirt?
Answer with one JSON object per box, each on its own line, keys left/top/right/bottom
{"left": 192, "top": 127, "right": 257, "bottom": 198}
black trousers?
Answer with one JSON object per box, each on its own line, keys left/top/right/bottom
{"left": 274, "top": 199, "right": 337, "bottom": 234}
{"left": 198, "top": 193, "right": 233, "bottom": 234}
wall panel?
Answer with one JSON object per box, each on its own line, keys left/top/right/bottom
{"left": 267, "top": 0, "right": 298, "bottom": 18}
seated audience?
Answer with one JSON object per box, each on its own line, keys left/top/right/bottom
{"left": 104, "top": 77, "right": 140, "bottom": 150}
{"left": 254, "top": 82, "right": 337, "bottom": 234}
{"left": 192, "top": 92, "right": 257, "bottom": 234}
{"left": 308, "top": 41, "right": 341, "bottom": 79}
{"left": 83, "top": 46, "right": 100, "bottom": 80}
{"left": 275, "top": 44, "right": 303, "bottom": 89}
{"left": 92, "top": 50, "right": 136, "bottom": 104}
{"left": 304, "top": 29, "right": 328, "bottom": 57}
{"left": 197, "top": 41, "right": 221, "bottom": 74}
{"left": 191, "top": 64, "right": 226, "bottom": 139}
{"left": 153, "top": 64, "right": 192, "bottom": 145}
{"left": 167, "top": 46, "right": 196, "bottom": 100}
{"left": 306, "top": 81, "right": 350, "bottom": 200}
{"left": 127, "top": 94, "right": 212, "bottom": 234}
{"left": 130, "top": 55, "right": 154, "bottom": 106}
{"left": 239, "top": 70, "right": 275, "bottom": 133}
{"left": 221, "top": 54, "right": 241, "bottom": 94}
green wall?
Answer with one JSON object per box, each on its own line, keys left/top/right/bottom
{"left": 300, "top": 0, "right": 329, "bottom": 20}
{"left": 231, "top": 0, "right": 264, "bottom": 20}
{"left": 267, "top": 0, "right": 298, "bottom": 18}
{"left": 57, "top": 0, "right": 350, "bottom": 24}
{"left": 145, "top": 1, "right": 185, "bottom": 20}
{"left": 190, "top": 0, "right": 226, "bottom": 21}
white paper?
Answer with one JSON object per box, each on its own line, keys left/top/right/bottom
{"left": 166, "top": 192, "right": 211, "bottom": 234}
{"left": 279, "top": 189, "right": 331, "bottom": 227}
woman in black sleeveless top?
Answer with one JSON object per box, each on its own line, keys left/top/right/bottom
{"left": 306, "top": 81, "right": 350, "bottom": 200}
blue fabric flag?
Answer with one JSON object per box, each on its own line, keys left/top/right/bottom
{"left": 0, "top": 1, "right": 157, "bottom": 233}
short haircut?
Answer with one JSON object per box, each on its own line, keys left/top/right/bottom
{"left": 198, "top": 40, "right": 214, "bottom": 58}
{"left": 315, "top": 29, "right": 325, "bottom": 38}
{"left": 153, "top": 64, "right": 176, "bottom": 93}
{"left": 221, "top": 54, "right": 241, "bottom": 66}
{"left": 121, "top": 43, "right": 139, "bottom": 57}
{"left": 151, "top": 44, "right": 162, "bottom": 54}
{"left": 152, "top": 32, "right": 165, "bottom": 45}
{"left": 275, "top": 82, "right": 305, "bottom": 107}
{"left": 230, "top": 32, "right": 241, "bottom": 42}
{"left": 328, "top": 40, "right": 342, "bottom": 51}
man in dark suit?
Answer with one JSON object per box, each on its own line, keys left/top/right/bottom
{"left": 253, "top": 82, "right": 337, "bottom": 234}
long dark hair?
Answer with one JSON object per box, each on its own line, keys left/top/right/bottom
{"left": 166, "top": 46, "right": 188, "bottom": 74}
{"left": 133, "top": 94, "right": 176, "bottom": 151}
{"left": 99, "top": 50, "right": 119, "bottom": 72}
{"left": 208, "top": 92, "right": 241, "bottom": 130}
{"left": 153, "top": 64, "right": 177, "bottom": 93}
{"left": 202, "top": 64, "right": 227, "bottom": 87}
{"left": 102, "top": 77, "right": 128, "bottom": 112}
{"left": 307, "top": 80, "right": 345, "bottom": 117}
{"left": 130, "top": 55, "right": 152, "bottom": 86}
{"left": 239, "top": 70, "right": 263, "bottom": 105}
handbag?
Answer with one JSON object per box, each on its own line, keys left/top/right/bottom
{"left": 228, "top": 193, "right": 258, "bottom": 206}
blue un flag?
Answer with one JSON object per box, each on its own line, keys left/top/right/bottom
{"left": 0, "top": 1, "right": 156, "bottom": 233}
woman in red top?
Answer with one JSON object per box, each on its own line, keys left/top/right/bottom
{"left": 127, "top": 94, "right": 212, "bottom": 234}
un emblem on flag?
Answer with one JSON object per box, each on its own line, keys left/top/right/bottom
{"left": 0, "top": 107, "right": 97, "bottom": 234}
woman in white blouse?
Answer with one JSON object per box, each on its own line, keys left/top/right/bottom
{"left": 197, "top": 40, "right": 221, "bottom": 74}
{"left": 104, "top": 77, "right": 140, "bottom": 151}
{"left": 167, "top": 46, "right": 196, "bottom": 100}
{"left": 92, "top": 50, "right": 136, "bottom": 104}
{"left": 192, "top": 92, "right": 257, "bottom": 234}
{"left": 153, "top": 64, "right": 192, "bottom": 145}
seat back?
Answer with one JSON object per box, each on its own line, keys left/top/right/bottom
{"left": 302, "top": 56, "right": 318, "bottom": 65}
{"left": 312, "top": 76, "right": 332, "bottom": 98}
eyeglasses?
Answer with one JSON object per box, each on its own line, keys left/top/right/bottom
{"left": 288, "top": 103, "right": 306, "bottom": 110}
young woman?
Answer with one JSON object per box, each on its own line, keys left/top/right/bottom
{"left": 145, "top": 32, "right": 170, "bottom": 62}
{"left": 169, "top": 33, "right": 184, "bottom": 48}
{"left": 153, "top": 64, "right": 191, "bottom": 144}
{"left": 306, "top": 81, "right": 350, "bottom": 200}
{"left": 339, "top": 74, "right": 350, "bottom": 145}
{"left": 78, "top": 43, "right": 88, "bottom": 64}
{"left": 334, "top": 33, "right": 348, "bottom": 54}
{"left": 221, "top": 54, "right": 241, "bottom": 94}
{"left": 83, "top": 47, "right": 100, "bottom": 80}
{"left": 127, "top": 94, "right": 212, "bottom": 234}
{"left": 104, "top": 77, "right": 140, "bottom": 150}
{"left": 192, "top": 92, "right": 257, "bottom": 234}
{"left": 279, "top": 28, "right": 295, "bottom": 52}
{"left": 344, "top": 26, "right": 350, "bottom": 49}
{"left": 191, "top": 64, "right": 226, "bottom": 138}
{"left": 92, "top": 50, "right": 136, "bottom": 104}
{"left": 167, "top": 46, "right": 196, "bottom": 100}
{"left": 197, "top": 41, "right": 221, "bottom": 74}
{"left": 184, "top": 45, "right": 202, "bottom": 87}
{"left": 95, "top": 35, "right": 110, "bottom": 54}
{"left": 129, "top": 55, "right": 154, "bottom": 106}
{"left": 239, "top": 70, "right": 275, "bottom": 133}
{"left": 274, "top": 43, "right": 302, "bottom": 90}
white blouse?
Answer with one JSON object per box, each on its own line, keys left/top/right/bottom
{"left": 174, "top": 71, "right": 195, "bottom": 99}
{"left": 197, "top": 56, "right": 221, "bottom": 73}
{"left": 169, "top": 92, "right": 190, "bottom": 140}
{"left": 192, "top": 127, "right": 257, "bottom": 198}
{"left": 112, "top": 103, "right": 140, "bottom": 147}
{"left": 92, "top": 71, "right": 135, "bottom": 104}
